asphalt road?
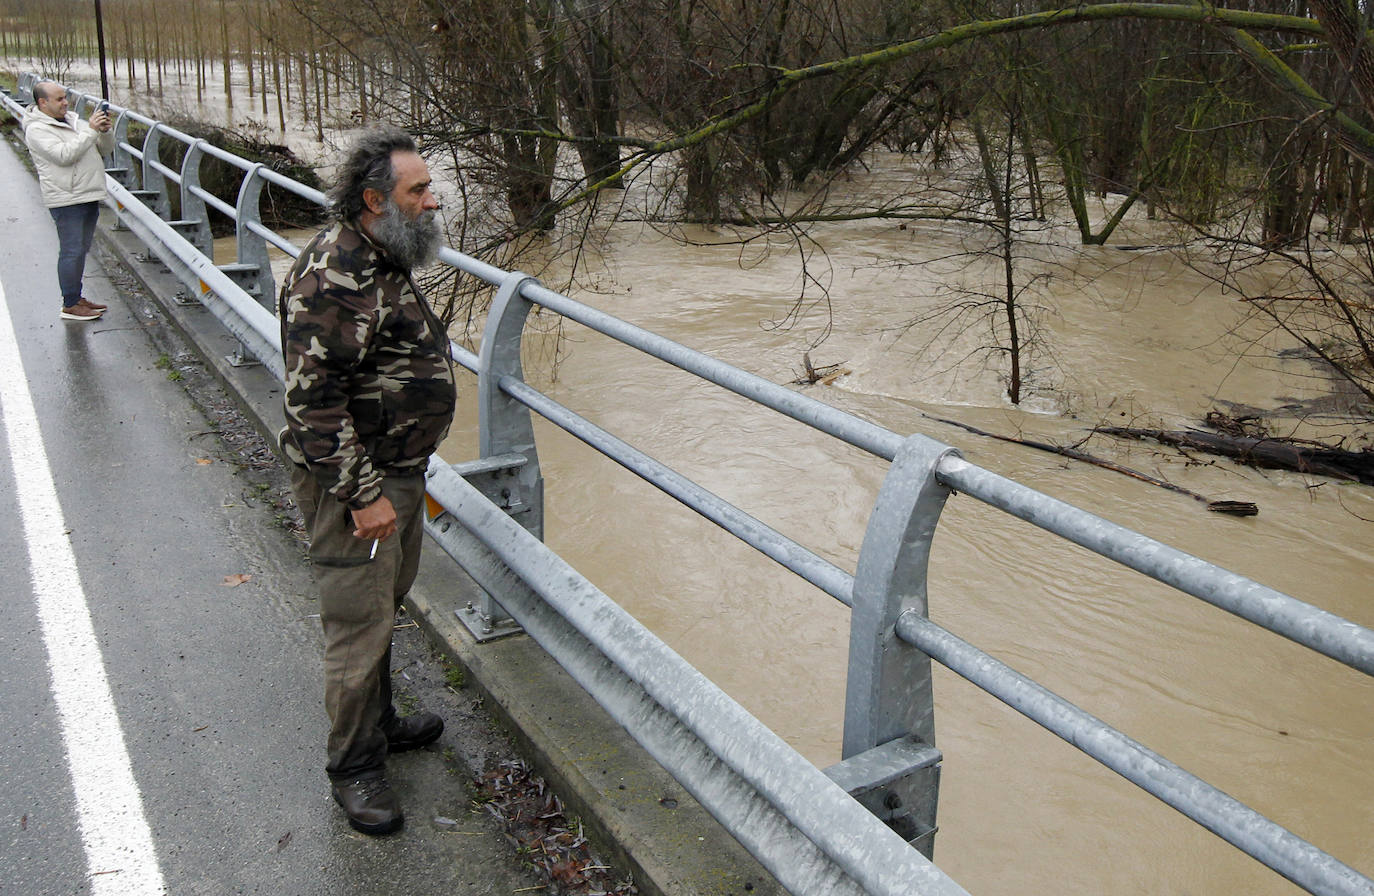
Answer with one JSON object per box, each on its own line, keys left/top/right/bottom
{"left": 0, "top": 137, "right": 540, "bottom": 895}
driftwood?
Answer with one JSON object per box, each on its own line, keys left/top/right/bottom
{"left": 793, "top": 351, "right": 851, "bottom": 386}
{"left": 922, "top": 413, "right": 1260, "bottom": 516}
{"left": 1097, "top": 427, "right": 1374, "bottom": 486}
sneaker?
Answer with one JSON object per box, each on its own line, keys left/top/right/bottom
{"left": 60, "top": 303, "right": 102, "bottom": 321}
{"left": 78, "top": 297, "right": 107, "bottom": 311}
{"left": 382, "top": 711, "right": 444, "bottom": 753}
{"left": 331, "top": 776, "right": 404, "bottom": 836}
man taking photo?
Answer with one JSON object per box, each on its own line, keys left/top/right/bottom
{"left": 24, "top": 80, "right": 114, "bottom": 322}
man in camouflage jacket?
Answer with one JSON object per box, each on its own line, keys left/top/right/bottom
{"left": 279, "top": 126, "right": 455, "bottom": 836}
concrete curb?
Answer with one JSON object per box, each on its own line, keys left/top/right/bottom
{"left": 96, "top": 216, "right": 786, "bottom": 896}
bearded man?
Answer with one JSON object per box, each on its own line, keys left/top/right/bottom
{"left": 278, "top": 126, "right": 456, "bottom": 836}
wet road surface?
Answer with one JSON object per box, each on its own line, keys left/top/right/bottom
{"left": 0, "top": 137, "right": 537, "bottom": 895}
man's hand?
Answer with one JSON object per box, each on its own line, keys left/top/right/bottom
{"left": 350, "top": 495, "right": 397, "bottom": 541}
{"left": 91, "top": 110, "right": 112, "bottom": 132}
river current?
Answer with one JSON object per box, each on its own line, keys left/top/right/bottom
{"left": 127, "top": 62, "right": 1373, "bottom": 892}
{"left": 436, "top": 184, "right": 1374, "bottom": 895}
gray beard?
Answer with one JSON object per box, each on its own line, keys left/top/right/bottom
{"left": 370, "top": 198, "right": 442, "bottom": 271}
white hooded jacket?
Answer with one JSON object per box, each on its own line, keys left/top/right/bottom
{"left": 23, "top": 109, "right": 114, "bottom": 209}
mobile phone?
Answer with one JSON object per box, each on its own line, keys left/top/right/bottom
{"left": 97, "top": 100, "right": 109, "bottom": 113}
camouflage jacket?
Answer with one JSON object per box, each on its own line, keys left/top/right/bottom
{"left": 278, "top": 220, "right": 456, "bottom": 509}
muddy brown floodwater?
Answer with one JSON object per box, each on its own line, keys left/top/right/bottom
{"left": 205, "top": 123, "right": 1374, "bottom": 893}
{"left": 435, "top": 176, "right": 1373, "bottom": 895}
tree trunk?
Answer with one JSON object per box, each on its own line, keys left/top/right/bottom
{"left": 997, "top": 121, "right": 1021, "bottom": 405}
{"left": 1309, "top": 0, "right": 1374, "bottom": 124}
{"left": 140, "top": 6, "right": 151, "bottom": 92}
{"left": 1100, "top": 427, "right": 1374, "bottom": 485}
{"left": 1261, "top": 131, "right": 1311, "bottom": 247}
{"left": 220, "top": 0, "right": 233, "bottom": 109}
{"left": 269, "top": 6, "right": 285, "bottom": 132}
{"left": 313, "top": 49, "right": 324, "bottom": 142}
{"left": 191, "top": 2, "right": 204, "bottom": 104}
{"left": 971, "top": 117, "right": 1009, "bottom": 225}
{"left": 559, "top": 3, "right": 622, "bottom": 188}
{"left": 123, "top": 16, "right": 134, "bottom": 88}
{"left": 683, "top": 143, "right": 721, "bottom": 224}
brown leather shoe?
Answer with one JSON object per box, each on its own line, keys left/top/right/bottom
{"left": 60, "top": 303, "right": 101, "bottom": 321}
{"left": 331, "top": 776, "right": 404, "bottom": 835}
{"left": 78, "top": 297, "right": 107, "bottom": 311}
{"left": 383, "top": 711, "right": 444, "bottom": 753}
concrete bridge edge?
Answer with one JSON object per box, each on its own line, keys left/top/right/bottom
{"left": 92, "top": 216, "right": 788, "bottom": 896}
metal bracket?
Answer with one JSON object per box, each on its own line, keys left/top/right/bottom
{"left": 453, "top": 453, "right": 536, "bottom": 520}
{"left": 454, "top": 593, "right": 524, "bottom": 641}
{"left": 217, "top": 263, "right": 263, "bottom": 298}
{"left": 438, "top": 453, "right": 534, "bottom": 643}
{"left": 225, "top": 344, "right": 261, "bottom": 368}
{"left": 823, "top": 735, "right": 942, "bottom": 857}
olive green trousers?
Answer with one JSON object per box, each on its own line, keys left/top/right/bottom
{"left": 290, "top": 465, "right": 427, "bottom": 782}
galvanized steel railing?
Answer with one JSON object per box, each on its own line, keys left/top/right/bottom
{"left": 4, "top": 76, "right": 1371, "bottom": 896}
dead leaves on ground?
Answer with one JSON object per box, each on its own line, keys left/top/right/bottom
{"left": 477, "top": 759, "right": 636, "bottom": 896}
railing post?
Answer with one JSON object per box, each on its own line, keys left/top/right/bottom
{"left": 233, "top": 164, "right": 277, "bottom": 306}
{"left": 831, "top": 433, "right": 961, "bottom": 858}
{"left": 440, "top": 271, "right": 546, "bottom": 640}
{"left": 109, "top": 110, "right": 136, "bottom": 188}
{"left": 477, "top": 271, "right": 545, "bottom": 540}
{"left": 16, "top": 71, "right": 36, "bottom": 104}
{"left": 178, "top": 140, "right": 214, "bottom": 256}
{"left": 140, "top": 124, "right": 171, "bottom": 221}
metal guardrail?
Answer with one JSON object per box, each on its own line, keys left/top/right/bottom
{"left": 4, "top": 75, "right": 1372, "bottom": 896}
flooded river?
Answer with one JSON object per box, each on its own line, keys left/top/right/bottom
{"left": 429, "top": 177, "right": 1374, "bottom": 895}
{"left": 158, "top": 61, "right": 1374, "bottom": 887}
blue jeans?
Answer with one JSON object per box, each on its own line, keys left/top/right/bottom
{"left": 49, "top": 202, "right": 100, "bottom": 308}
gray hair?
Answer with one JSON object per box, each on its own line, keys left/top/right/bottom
{"left": 329, "top": 125, "right": 419, "bottom": 222}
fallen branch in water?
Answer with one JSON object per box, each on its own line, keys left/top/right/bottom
{"left": 922, "top": 413, "right": 1259, "bottom": 516}
{"left": 792, "top": 351, "right": 850, "bottom": 386}
{"left": 1096, "top": 425, "right": 1374, "bottom": 486}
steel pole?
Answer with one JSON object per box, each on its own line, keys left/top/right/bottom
{"left": 93, "top": 0, "right": 109, "bottom": 99}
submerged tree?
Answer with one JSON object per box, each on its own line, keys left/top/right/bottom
{"left": 891, "top": 73, "right": 1068, "bottom": 406}
{"left": 9, "top": 0, "right": 1374, "bottom": 408}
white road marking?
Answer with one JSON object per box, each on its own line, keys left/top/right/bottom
{"left": 0, "top": 279, "right": 166, "bottom": 893}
